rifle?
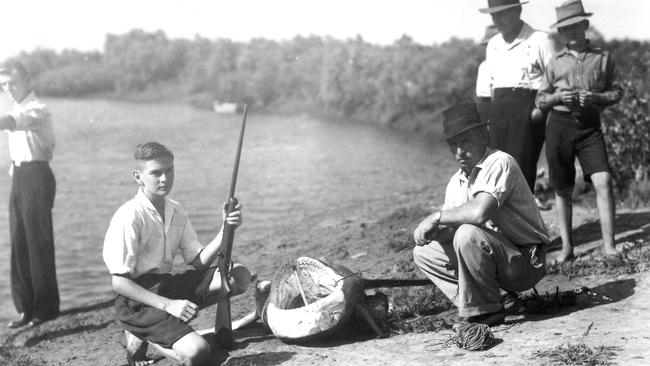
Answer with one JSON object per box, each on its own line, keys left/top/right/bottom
{"left": 214, "top": 104, "right": 248, "bottom": 348}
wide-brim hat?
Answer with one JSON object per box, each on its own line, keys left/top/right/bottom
{"left": 479, "top": 0, "right": 529, "bottom": 14}
{"left": 441, "top": 102, "right": 488, "bottom": 141}
{"left": 550, "top": 0, "right": 593, "bottom": 29}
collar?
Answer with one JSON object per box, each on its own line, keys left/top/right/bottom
{"left": 12, "top": 91, "right": 37, "bottom": 107}
{"left": 557, "top": 40, "right": 601, "bottom": 57}
{"left": 495, "top": 22, "right": 534, "bottom": 50}
{"left": 135, "top": 188, "right": 176, "bottom": 227}
{"left": 456, "top": 148, "right": 494, "bottom": 184}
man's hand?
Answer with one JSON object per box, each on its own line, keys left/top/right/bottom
{"left": 559, "top": 89, "right": 578, "bottom": 106}
{"left": 413, "top": 211, "right": 441, "bottom": 246}
{"left": 578, "top": 91, "right": 596, "bottom": 107}
{"left": 163, "top": 299, "right": 199, "bottom": 323}
{"left": 222, "top": 201, "right": 243, "bottom": 228}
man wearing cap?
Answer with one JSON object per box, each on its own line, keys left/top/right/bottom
{"left": 478, "top": 0, "right": 556, "bottom": 209}
{"left": 412, "top": 102, "right": 549, "bottom": 326}
{"left": 536, "top": 0, "right": 623, "bottom": 263}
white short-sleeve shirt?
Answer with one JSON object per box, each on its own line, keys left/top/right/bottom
{"left": 2, "top": 91, "right": 55, "bottom": 164}
{"left": 442, "top": 149, "right": 549, "bottom": 246}
{"left": 484, "top": 22, "right": 555, "bottom": 90}
{"left": 103, "top": 189, "right": 204, "bottom": 277}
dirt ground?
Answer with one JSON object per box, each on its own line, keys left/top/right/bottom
{"left": 2, "top": 196, "right": 650, "bottom": 366}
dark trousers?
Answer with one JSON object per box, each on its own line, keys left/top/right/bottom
{"left": 10, "top": 161, "right": 59, "bottom": 318}
{"left": 489, "top": 88, "right": 546, "bottom": 192}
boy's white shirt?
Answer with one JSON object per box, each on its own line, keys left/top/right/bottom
{"left": 103, "top": 188, "right": 204, "bottom": 277}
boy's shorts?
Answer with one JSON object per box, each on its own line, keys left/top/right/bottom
{"left": 545, "top": 110, "right": 611, "bottom": 190}
{"left": 114, "top": 267, "right": 217, "bottom": 348}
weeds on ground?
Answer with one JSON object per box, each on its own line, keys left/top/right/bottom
{"left": 533, "top": 342, "right": 618, "bottom": 366}
{"left": 547, "top": 239, "right": 650, "bottom": 278}
{"left": 383, "top": 286, "right": 453, "bottom": 334}
{"left": 0, "top": 346, "right": 34, "bottom": 366}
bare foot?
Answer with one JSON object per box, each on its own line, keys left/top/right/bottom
{"left": 602, "top": 246, "right": 623, "bottom": 262}
{"left": 602, "top": 246, "right": 622, "bottom": 257}
{"left": 552, "top": 250, "right": 575, "bottom": 265}
{"left": 125, "top": 330, "right": 153, "bottom": 366}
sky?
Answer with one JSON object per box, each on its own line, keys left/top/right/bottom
{"left": 1, "top": 0, "right": 647, "bottom": 59}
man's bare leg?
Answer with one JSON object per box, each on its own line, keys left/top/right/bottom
{"left": 591, "top": 172, "right": 620, "bottom": 257}
{"left": 554, "top": 188, "right": 575, "bottom": 263}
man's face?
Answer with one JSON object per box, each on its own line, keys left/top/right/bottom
{"left": 446, "top": 129, "right": 487, "bottom": 174}
{"left": 558, "top": 21, "right": 588, "bottom": 47}
{"left": 0, "top": 70, "right": 30, "bottom": 103}
{"left": 491, "top": 7, "right": 522, "bottom": 36}
{"left": 133, "top": 156, "right": 175, "bottom": 201}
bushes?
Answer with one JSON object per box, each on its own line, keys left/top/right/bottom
{"left": 14, "top": 31, "right": 480, "bottom": 130}
{"left": 602, "top": 47, "right": 650, "bottom": 202}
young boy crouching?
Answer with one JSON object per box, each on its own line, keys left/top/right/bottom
{"left": 103, "top": 142, "right": 250, "bottom": 366}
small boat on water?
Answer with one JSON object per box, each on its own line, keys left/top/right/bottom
{"left": 212, "top": 101, "right": 239, "bottom": 114}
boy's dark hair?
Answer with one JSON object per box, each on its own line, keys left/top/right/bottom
{"left": 0, "top": 59, "right": 30, "bottom": 81}
{"left": 134, "top": 142, "right": 174, "bottom": 162}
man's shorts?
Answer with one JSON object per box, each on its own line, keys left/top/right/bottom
{"left": 114, "top": 267, "right": 217, "bottom": 348}
{"left": 545, "top": 110, "right": 611, "bottom": 190}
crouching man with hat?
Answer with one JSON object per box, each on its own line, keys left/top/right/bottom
{"left": 412, "top": 102, "right": 550, "bottom": 326}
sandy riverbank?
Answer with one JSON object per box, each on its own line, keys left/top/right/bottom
{"left": 2, "top": 196, "right": 650, "bottom": 366}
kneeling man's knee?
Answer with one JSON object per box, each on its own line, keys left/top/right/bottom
{"left": 453, "top": 224, "right": 484, "bottom": 252}
{"left": 175, "top": 334, "right": 210, "bottom": 366}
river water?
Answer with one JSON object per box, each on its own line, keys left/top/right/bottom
{"left": 0, "top": 99, "right": 456, "bottom": 336}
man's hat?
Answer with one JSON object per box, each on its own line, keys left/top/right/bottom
{"left": 550, "top": 0, "right": 593, "bottom": 29}
{"left": 479, "top": 0, "right": 529, "bottom": 14}
{"left": 441, "top": 102, "right": 488, "bottom": 140}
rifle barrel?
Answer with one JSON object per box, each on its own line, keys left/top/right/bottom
{"left": 228, "top": 104, "right": 247, "bottom": 200}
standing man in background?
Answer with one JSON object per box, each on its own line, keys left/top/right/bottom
{"left": 0, "top": 60, "right": 59, "bottom": 328}
{"left": 475, "top": 25, "right": 499, "bottom": 124}
{"left": 478, "top": 0, "right": 556, "bottom": 210}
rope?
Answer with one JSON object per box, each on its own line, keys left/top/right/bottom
{"left": 425, "top": 322, "right": 496, "bottom": 352}
{"left": 453, "top": 322, "right": 495, "bottom": 351}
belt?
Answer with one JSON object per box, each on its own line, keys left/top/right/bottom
{"left": 493, "top": 87, "right": 536, "bottom": 94}
{"left": 12, "top": 160, "right": 48, "bottom": 167}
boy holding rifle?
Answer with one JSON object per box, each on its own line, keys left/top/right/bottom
{"left": 103, "top": 142, "right": 251, "bottom": 366}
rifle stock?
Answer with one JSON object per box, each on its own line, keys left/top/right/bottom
{"left": 215, "top": 104, "right": 248, "bottom": 347}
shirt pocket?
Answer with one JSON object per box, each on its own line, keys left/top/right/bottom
{"left": 590, "top": 69, "right": 606, "bottom": 91}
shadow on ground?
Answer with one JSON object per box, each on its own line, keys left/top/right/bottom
{"left": 513, "top": 278, "right": 636, "bottom": 324}
{"left": 548, "top": 211, "right": 650, "bottom": 252}
{"left": 222, "top": 351, "right": 296, "bottom": 366}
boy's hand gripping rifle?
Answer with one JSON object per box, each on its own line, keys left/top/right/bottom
{"left": 215, "top": 104, "right": 248, "bottom": 347}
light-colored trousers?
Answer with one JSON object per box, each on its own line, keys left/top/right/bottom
{"left": 413, "top": 224, "right": 545, "bottom": 317}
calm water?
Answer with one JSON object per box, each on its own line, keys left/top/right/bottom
{"left": 0, "top": 99, "right": 455, "bottom": 336}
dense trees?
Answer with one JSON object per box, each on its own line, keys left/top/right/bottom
{"left": 15, "top": 30, "right": 481, "bottom": 127}
{"left": 12, "top": 30, "right": 650, "bottom": 196}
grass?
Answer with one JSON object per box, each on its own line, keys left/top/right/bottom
{"left": 533, "top": 342, "right": 618, "bottom": 366}
{"left": 547, "top": 239, "right": 650, "bottom": 278}
{"left": 0, "top": 346, "right": 34, "bottom": 366}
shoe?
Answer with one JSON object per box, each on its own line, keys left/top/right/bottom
{"left": 28, "top": 314, "right": 57, "bottom": 328}
{"left": 501, "top": 291, "right": 518, "bottom": 311}
{"left": 461, "top": 309, "right": 506, "bottom": 327}
{"left": 125, "top": 330, "right": 153, "bottom": 366}
{"left": 535, "top": 197, "right": 552, "bottom": 211}
{"left": 7, "top": 313, "right": 31, "bottom": 329}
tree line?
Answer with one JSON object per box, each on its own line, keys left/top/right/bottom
{"left": 12, "top": 29, "right": 650, "bottom": 198}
